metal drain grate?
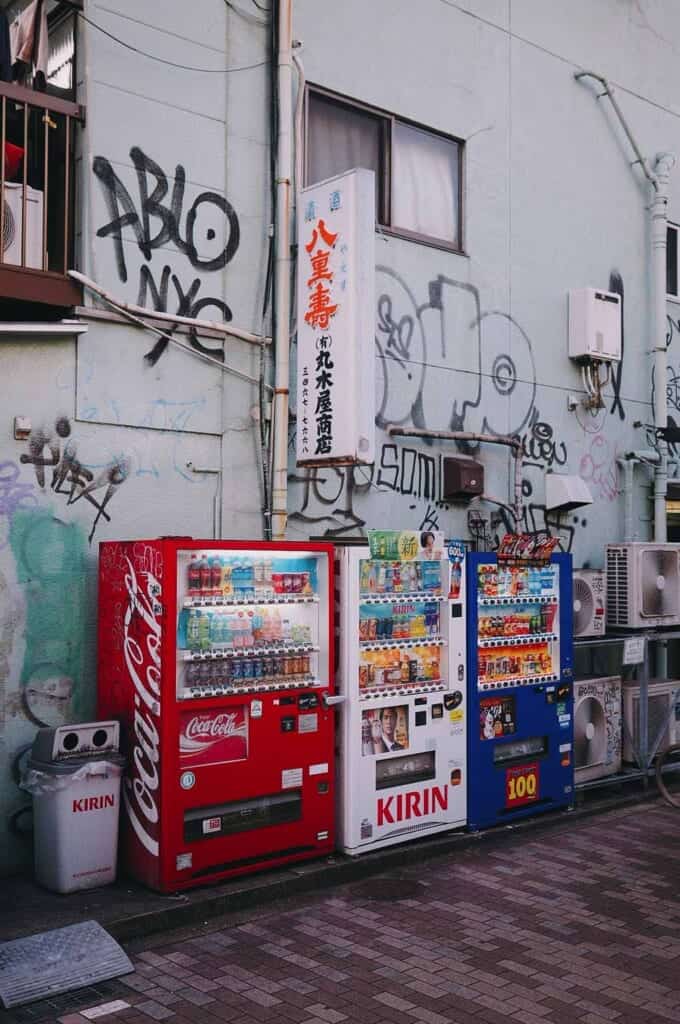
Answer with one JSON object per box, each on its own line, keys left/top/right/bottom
{"left": 0, "top": 920, "right": 134, "bottom": 1009}
{"left": 351, "top": 877, "right": 424, "bottom": 901}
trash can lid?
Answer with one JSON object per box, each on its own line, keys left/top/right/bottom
{"left": 27, "top": 751, "right": 126, "bottom": 775}
{"left": 30, "top": 721, "right": 121, "bottom": 765}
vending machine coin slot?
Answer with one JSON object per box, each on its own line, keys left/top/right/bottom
{"left": 431, "top": 704, "right": 443, "bottom": 719}
{"left": 299, "top": 694, "right": 319, "bottom": 709}
{"left": 280, "top": 716, "right": 296, "bottom": 733}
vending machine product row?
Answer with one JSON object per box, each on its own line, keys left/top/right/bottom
{"left": 336, "top": 535, "right": 467, "bottom": 854}
{"left": 98, "top": 538, "right": 335, "bottom": 893}
{"left": 466, "top": 551, "right": 574, "bottom": 829}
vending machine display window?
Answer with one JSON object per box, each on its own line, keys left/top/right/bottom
{"left": 177, "top": 549, "right": 327, "bottom": 700}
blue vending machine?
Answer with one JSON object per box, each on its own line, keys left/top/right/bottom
{"left": 466, "top": 550, "right": 574, "bottom": 830}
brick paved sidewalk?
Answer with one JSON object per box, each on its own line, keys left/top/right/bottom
{"left": 3, "top": 801, "right": 680, "bottom": 1024}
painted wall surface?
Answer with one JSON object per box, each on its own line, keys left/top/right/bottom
{"left": 2, "top": 0, "right": 680, "bottom": 874}
{"left": 289, "top": 0, "right": 680, "bottom": 558}
{"left": 0, "top": 0, "right": 270, "bottom": 873}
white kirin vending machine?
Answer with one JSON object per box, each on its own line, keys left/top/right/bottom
{"left": 336, "top": 532, "right": 467, "bottom": 854}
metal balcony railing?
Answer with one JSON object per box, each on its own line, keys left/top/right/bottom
{"left": 0, "top": 79, "right": 83, "bottom": 308}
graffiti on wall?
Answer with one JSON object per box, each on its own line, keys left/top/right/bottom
{"left": 291, "top": 265, "right": 627, "bottom": 548}
{"left": 93, "top": 147, "right": 240, "bottom": 366}
{"left": 3, "top": 509, "right": 90, "bottom": 732}
{"left": 0, "top": 461, "right": 37, "bottom": 551}
{"left": 19, "top": 417, "right": 129, "bottom": 543}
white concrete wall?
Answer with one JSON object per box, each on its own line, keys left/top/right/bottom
{"left": 2, "top": 0, "right": 680, "bottom": 874}
{"left": 289, "top": 0, "right": 680, "bottom": 560}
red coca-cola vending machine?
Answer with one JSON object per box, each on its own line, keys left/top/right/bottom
{"left": 97, "top": 537, "right": 335, "bottom": 892}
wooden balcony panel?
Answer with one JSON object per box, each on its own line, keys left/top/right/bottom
{"left": 0, "top": 264, "right": 81, "bottom": 308}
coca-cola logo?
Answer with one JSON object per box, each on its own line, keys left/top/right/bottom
{"left": 185, "top": 713, "right": 245, "bottom": 741}
{"left": 121, "top": 557, "right": 163, "bottom": 858}
{"left": 179, "top": 708, "right": 248, "bottom": 764}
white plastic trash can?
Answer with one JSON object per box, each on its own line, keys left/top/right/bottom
{"left": 22, "top": 721, "right": 125, "bottom": 894}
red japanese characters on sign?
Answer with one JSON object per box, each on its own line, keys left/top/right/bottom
{"left": 304, "top": 219, "right": 338, "bottom": 330}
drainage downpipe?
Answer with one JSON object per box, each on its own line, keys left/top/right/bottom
{"left": 271, "top": 0, "right": 294, "bottom": 541}
{"left": 652, "top": 153, "right": 675, "bottom": 544}
{"left": 386, "top": 425, "right": 523, "bottom": 527}
{"left": 617, "top": 456, "right": 638, "bottom": 542}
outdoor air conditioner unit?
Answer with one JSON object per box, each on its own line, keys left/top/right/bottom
{"left": 606, "top": 543, "right": 680, "bottom": 629}
{"left": 1, "top": 182, "right": 43, "bottom": 269}
{"left": 622, "top": 679, "right": 680, "bottom": 764}
{"left": 573, "top": 569, "right": 606, "bottom": 638}
{"left": 574, "top": 676, "right": 622, "bottom": 783}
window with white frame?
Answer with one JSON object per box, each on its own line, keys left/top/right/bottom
{"left": 305, "top": 87, "right": 463, "bottom": 252}
{"left": 668, "top": 223, "right": 680, "bottom": 298}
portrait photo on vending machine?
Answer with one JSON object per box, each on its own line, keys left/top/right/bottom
{"left": 361, "top": 706, "right": 409, "bottom": 755}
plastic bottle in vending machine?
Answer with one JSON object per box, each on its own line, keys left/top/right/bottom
{"left": 271, "top": 608, "right": 283, "bottom": 643}
{"left": 209, "top": 612, "right": 222, "bottom": 647}
{"left": 210, "top": 556, "right": 223, "bottom": 595}
{"left": 252, "top": 608, "right": 263, "bottom": 645}
{"left": 220, "top": 559, "right": 233, "bottom": 598}
{"left": 199, "top": 553, "right": 211, "bottom": 596}
{"left": 187, "top": 555, "right": 201, "bottom": 597}
{"left": 185, "top": 660, "right": 200, "bottom": 688}
{"left": 199, "top": 612, "right": 211, "bottom": 652}
{"left": 187, "top": 609, "right": 201, "bottom": 651}
{"left": 263, "top": 558, "right": 273, "bottom": 598}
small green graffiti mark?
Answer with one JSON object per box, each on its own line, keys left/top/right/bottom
{"left": 9, "top": 508, "right": 94, "bottom": 726}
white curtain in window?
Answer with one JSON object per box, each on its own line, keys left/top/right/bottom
{"left": 392, "top": 122, "right": 459, "bottom": 245}
{"left": 307, "top": 93, "right": 381, "bottom": 192}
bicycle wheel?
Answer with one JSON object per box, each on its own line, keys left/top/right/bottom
{"left": 655, "top": 743, "right": 680, "bottom": 808}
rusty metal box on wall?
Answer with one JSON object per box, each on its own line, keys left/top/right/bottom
{"left": 441, "top": 457, "right": 484, "bottom": 500}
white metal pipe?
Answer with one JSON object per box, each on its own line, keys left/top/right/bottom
{"left": 652, "top": 153, "right": 675, "bottom": 543}
{"left": 71, "top": 277, "right": 272, "bottom": 389}
{"left": 574, "top": 72, "right": 658, "bottom": 187}
{"left": 69, "top": 270, "right": 270, "bottom": 345}
{"left": 292, "top": 50, "right": 305, "bottom": 197}
{"left": 617, "top": 457, "right": 637, "bottom": 542}
{"left": 386, "top": 424, "right": 523, "bottom": 527}
{"left": 271, "top": 0, "right": 294, "bottom": 541}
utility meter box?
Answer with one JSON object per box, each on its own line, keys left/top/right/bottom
{"left": 568, "top": 288, "right": 621, "bottom": 362}
{"left": 442, "top": 456, "right": 484, "bottom": 500}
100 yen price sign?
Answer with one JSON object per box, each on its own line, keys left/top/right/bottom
{"left": 505, "top": 762, "right": 539, "bottom": 809}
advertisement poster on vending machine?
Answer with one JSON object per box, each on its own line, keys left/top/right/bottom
{"left": 361, "top": 706, "right": 410, "bottom": 755}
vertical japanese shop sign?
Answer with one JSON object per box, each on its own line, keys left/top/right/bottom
{"left": 296, "top": 168, "right": 375, "bottom": 466}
